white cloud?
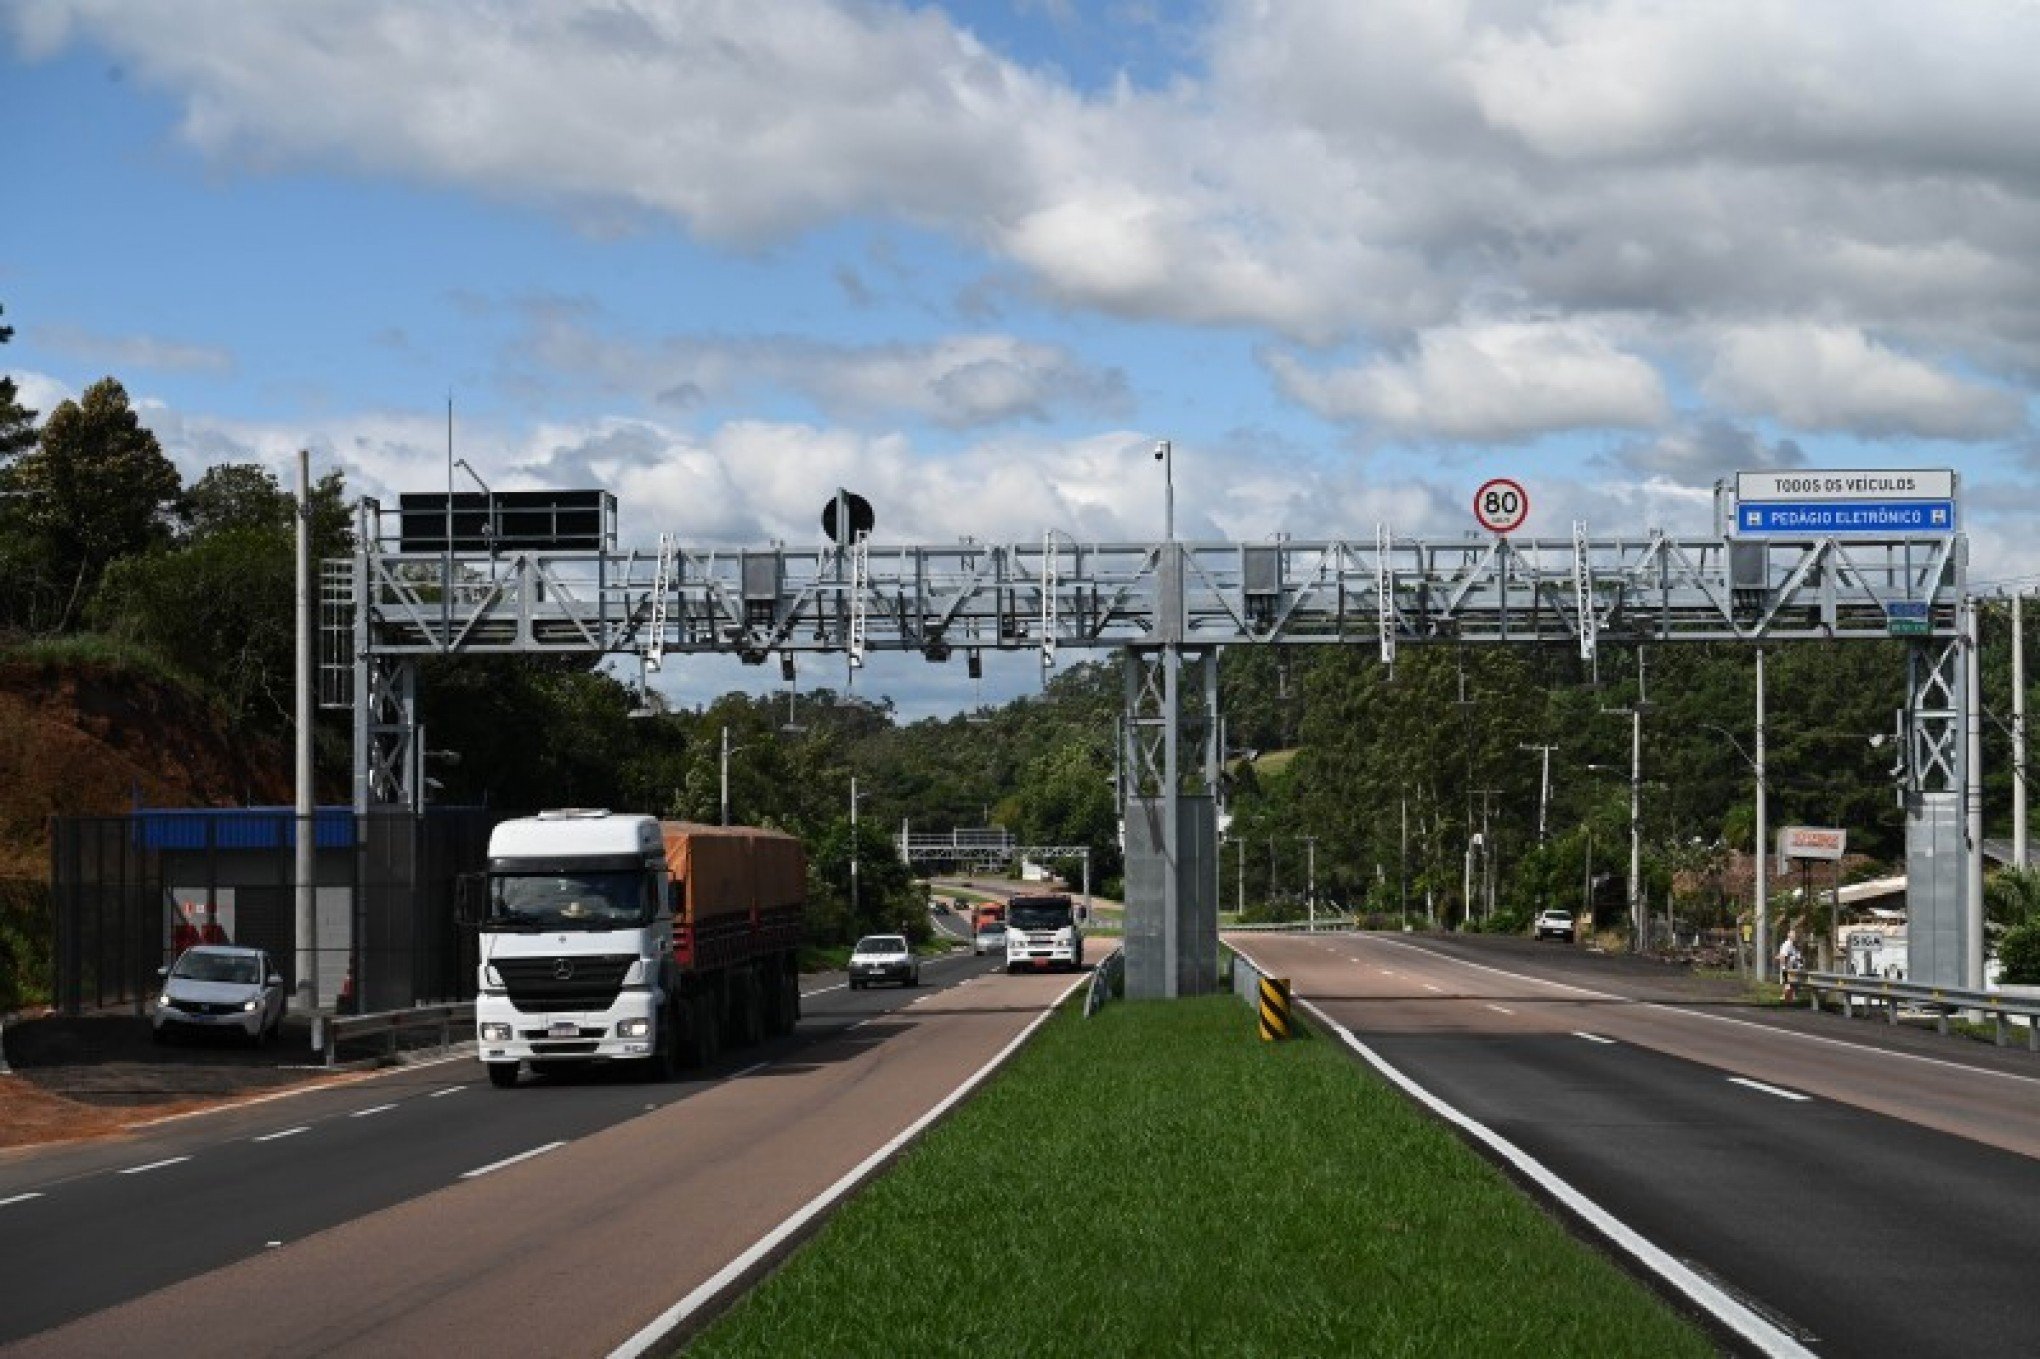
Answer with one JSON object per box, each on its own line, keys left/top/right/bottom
{"left": 13, "top": 0, "right": 2040, "bottom": 445}
{"left": 38, "top": 324, "right": 234, "bottom": 376}
{"left": 1703, "top": 325, "right": 2026, "bottom": 439}
{"left": 523, "top": 324, "right": 1128, "bottom": 429}
{"left": 1268, "top": 321, "right": 1668, "bottom": 442}
{"left": 1601, "top": 419, "right": 1807, "bottom": 486}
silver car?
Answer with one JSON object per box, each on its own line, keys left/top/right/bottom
{"left": 154, "top": 945, "right": 287, "bottom": 1045}
{"left": 848, "top": 934, "right": 920, "bottom": 989}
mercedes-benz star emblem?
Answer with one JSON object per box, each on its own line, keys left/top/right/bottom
{"left": 553, "top": 959, "right": 575, "bottom": 981}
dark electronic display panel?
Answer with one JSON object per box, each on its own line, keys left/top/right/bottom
{"left": 398, "top": 490, "right": 613, "bottom": 553}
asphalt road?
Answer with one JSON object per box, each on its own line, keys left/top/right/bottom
{"left": 1236, "top": 931, "right": 2040, "bottom": 1356}
{"left": 0, "top": 945, "right": 1029, "bottom": 1351}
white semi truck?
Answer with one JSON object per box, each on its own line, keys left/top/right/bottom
{"left": 470, "top": 810, "right": 804, "bottom": 1087}
{"left": 1004, "top": 892, "right": 1084, "bottom": 973}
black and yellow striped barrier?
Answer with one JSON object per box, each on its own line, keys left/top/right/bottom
{"left": 1258, "top": 975, "right": 1292, "bottom": 1042}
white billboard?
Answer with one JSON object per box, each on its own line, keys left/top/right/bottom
{"left": 1778, "top": 825, "right": 1847, "bottom": 864}
{"left": 1736, "top": 470, "right": 1954, "bottom": 503}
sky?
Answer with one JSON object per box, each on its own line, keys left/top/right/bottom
{"left": 3, "top": 0, "right": 2038, "bottom": 718}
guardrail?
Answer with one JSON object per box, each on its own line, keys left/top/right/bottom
{"left": 1083, "top": 947, "right": 1124, "bottom": 1017}
{"left": 1227, "top": 941, "right": 1266, "bottom": 1008}
{"left": 1787, "top": 969, "right": 2040, "bottom": 1051}
{"left": 321, "top": 1001, "right": 474, "bottom": 1066}
{"left": 1222, "top": 917, "right": 1356, "bottom": 934}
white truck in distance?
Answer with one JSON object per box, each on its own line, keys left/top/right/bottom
{"left": 470, "top": 810, "right": 804, "bottom": 1087}
{"left": 1004, "top": 893, "right": 1084, "bottom": 973}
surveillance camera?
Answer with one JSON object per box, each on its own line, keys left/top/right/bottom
{"left": 1153, "top": 440, "right": 1168, "bottom": 461}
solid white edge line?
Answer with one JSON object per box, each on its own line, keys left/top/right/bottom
{"left": 1486, "top": 1004, "right": 1514, "bottom": 1015}
{"left": 1574, "top": 1032, "right": 1617, "bottom": 1045}
{"left": 1289, "top": 992, "right": 1812, "bottom": 1359}
{"left": 350, "top": 1103, "right": 398, "bottom": 1118}
{"left": 460, "top": 1140, "right": 567, "bottom": 1180}
{"left": 119, "top": 1156, "right": 191, "bottom": 1175}
{"left": 608, "top": 969, "right": 1092, "bottom": 1359}
{"left": 1, "top": 1192, "right": 44, "bottom": 1207}
{"left": 254, "top": 1126, "right": 310, "bottom": 1142}
{"left": 1366, "top": 934, "right": 2040, "bottom": 1088}
{"left": 1729, "top": 1077, "right": 1812, "bottom": 1103}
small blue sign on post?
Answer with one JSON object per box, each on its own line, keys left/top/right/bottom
{"left": 1885, "top": 599, "right": 1931, "bottom": 637}
{"left": 1735, "top": 500, "right": 1955, "bottom": 535}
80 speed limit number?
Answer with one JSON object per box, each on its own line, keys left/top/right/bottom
{"left": 1473, "top": 478, "right": 1530, "bottom": 535}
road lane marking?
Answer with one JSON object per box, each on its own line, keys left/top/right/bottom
{"left": 1, "top": 1192, "right": 44, "bottom": 1207}
{"left": 802, "top": 982, "right": 848, "bottom": 997}
{"left": 1574, "top": 1032, "right": 1616, "bottom": 1044}
{"left": 1486, "top": 1004, "right": 1515, "bottom": 1015}
{"left": 254, "top": 1126, "right": 309, "bottom": 1142}
{"left": 351, "top": 1103, "right": 398, "bottom": 1118}
{"left": 1421, "top": 983, "right": 1443, "bottom": 993}
{"left": 120, "top": 1157, "right": 191, "bottom": 1175}
{"left": 1362, "top": 933, "right": 2040, "bottom": 1087}
{"left": 430, "top": 1086, "right": 463, "bottom": 1098}
{"left": 1730, "top": 1077, "right": 1811, "bottom": 1102}
{"left": 461, "top": 1141, "right": 567, "bottom": 1180}
{"left": 612, "top": 967, "right": 1093, "bottom": 1359}
{"left": 1234, "top": 962, "right": 1815, "bottom": 1359}
{"left": 730, "top": 1061, "right": 772, "bottom": 1078}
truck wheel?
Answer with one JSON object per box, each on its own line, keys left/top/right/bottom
{"left": 685, "top": 993, "right": 721, "bottom": 1068}
{"left": 487, "top": 1062, "right": 519, "bottom": 1088}
{"left": 646, "top": 1005, "right": 682, "bottom": 1082}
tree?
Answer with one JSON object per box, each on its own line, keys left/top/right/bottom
{"left": 3, "top": 377, "right": 181, "bottom": 632}
{"left": 0, "top": 302, "right": 35, "bottom": 462}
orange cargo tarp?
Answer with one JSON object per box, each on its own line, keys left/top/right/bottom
{"left": 660, "top": 823, "right": 806, "bottom": 923}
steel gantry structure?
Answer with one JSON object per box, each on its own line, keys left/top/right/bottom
{"left": 331, "top": 494, "right": 1977, "bottom": 998}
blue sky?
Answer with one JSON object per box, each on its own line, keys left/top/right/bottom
{"left": 5, "top": 1, "right": 2039, "bottom": 715}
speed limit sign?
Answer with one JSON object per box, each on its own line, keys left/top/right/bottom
{"left": 1473, "top": 478, "right": 1530, "bottom": 535}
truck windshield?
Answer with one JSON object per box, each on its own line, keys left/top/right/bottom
{"left": 488, "top": 870, "right": 650, "bottom": 930}
{"left": 1009, "top": 902, "right": 1072, "bottom": 931}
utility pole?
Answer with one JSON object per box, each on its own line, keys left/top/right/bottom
{"left": 1472, "top": 788, "right": 1502, "bottom": 920}
{"left": 2016, "top": 592, "right": 2028, "bottom": 870}
{"left": 1399, "top": 792, "right": 1409, "bottom": 928}
{"left": 849, "top": 774, "right": 860, "bottom": 926}
{"left": 1602, "top": 650, "right": 1649, "bottom": 952}
{"left": 1519, "top": 744, "right": 1557, "bottom": 842}
{"left": 1298, "top": 835, "right": 1318, "bottom": 929}
{"left": 293, "top": 447, "right": 319, "bottom": 1026}
{"left": 1754, "top": 648, "right": 1769, "bottom": 982}
{"left": 719, "top": 724, "right": 732, "bottom": 827}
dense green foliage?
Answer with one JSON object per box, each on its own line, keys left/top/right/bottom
{"left": 688, "top": 995, "right": 1714, "bottom": 1357}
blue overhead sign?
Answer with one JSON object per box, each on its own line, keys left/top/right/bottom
{"left": 1732, "top": 470, "right": 1957, "bottom": 537}
{"left": 1736, "top": 500, "right": 1956, "bottom": 535}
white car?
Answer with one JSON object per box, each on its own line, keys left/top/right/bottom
{"left": 1533, "top": 909, "right": 1577, "bottom": 943}
{"left": 973, "top": 922, "right": 1007, "bottom": 956}
{"left": 153, "top": 945, "right": 287, "bottom": 1044}
{"left": 848, "top": 934, "right": 920, "bottom": 989}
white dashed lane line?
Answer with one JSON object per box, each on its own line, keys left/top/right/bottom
{"left": 119, "top": 1157, "right": 191, "bottom": 1176}
{"left": 430, "top": 1086, "right": 464, "bottom": 1098}
{"left": 1730, "top": 1077, "right": 1811, "bottom": 1102}
{"left": 1, "top": 1192, "right": 44, "bottom": 1208}
{"left": 461, "top": 1141, "right": 567, "bottom": 1180}
{"left": 350, "top": 1103, "right": 398, "bottom": 1119}
{"left": 1574, "top": 1032, "right": 1617, "bottom": 1045}
{"left": 254, "top": 1126, "right": 309, "bottom": 1143}
{"left": 1486, "top": 1004, "right": 1514, "bottom": 1015}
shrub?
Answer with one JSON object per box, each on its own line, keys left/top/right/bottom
{"left": 1997, "top": 921, "right": 2040, "bottom": 985}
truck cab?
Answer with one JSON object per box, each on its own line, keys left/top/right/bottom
{"left": 473, "top": 809, "right": 673, "bottom": 1086}
{"left": 1005, "top": 893, "right": 1083, "bottom": 972}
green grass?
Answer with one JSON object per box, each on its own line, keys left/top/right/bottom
{"left": 685, "top": 997, "right": 1713, "bottom": 1358}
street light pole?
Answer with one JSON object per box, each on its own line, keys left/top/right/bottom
{"left": 1754, "top": 648, "right": 1769, "bottom": 981}
{"left": 849, "top": 774, "right": 860, "bottom": 925}
{"left": 1298, "top": 835, "right": 1317, "bottom": 929}
{"left": 720, "top": 724, "right": 731, "bottom": 827}
{"left": 1520, "top": 744, "right": 1556, "bottom": 842}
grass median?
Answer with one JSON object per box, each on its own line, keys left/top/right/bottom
{"left": 686, "top": 995, "right": 1713, "bottom": 1357}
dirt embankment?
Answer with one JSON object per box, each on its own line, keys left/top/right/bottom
{"left": 0, "top": 655, "right": 294, "bottom": 878}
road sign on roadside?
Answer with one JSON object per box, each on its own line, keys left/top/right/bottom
{"left": 1732, "top": 469, "right": 1956, "bottom": 536}
{"left": 1473, "top": 478, "right": 1529, "bottom": 535}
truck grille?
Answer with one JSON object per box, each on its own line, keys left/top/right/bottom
{"left": 495, "top": 955, "right": 634, "bottom": 1013}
